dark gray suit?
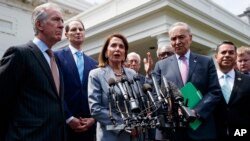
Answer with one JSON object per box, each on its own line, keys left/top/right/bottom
{"left": 88, "top": 65, "right": 137, "bottom": 141}
{"left": 0, "top": 41, "right": 66, "bottom": 141}
{"left": 154, "top": 52, "right": 222, "bottom": 140}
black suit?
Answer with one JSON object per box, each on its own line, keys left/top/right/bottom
{"left": 0, "top": 41, "right": 66, "bottom": 141}
{"left": 216, "top": 71, "right": 250, "bottom": 140}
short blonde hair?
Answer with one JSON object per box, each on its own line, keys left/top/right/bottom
{"left": 237, "top": 46, "right": 250, "bottom": 56}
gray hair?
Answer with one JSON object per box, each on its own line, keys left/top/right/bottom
{"left": 127, "top": 52, "right": 141, "bottom": 63}
{"left": 32, "top": 2, "right": 62, "bottom": 35}
{"left": 169, "top": 22, "right": 191, "bottom": 34}
{"left": 156, "top": 45, "right": 172, "bottom": 57}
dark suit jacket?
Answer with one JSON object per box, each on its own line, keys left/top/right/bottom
{"left": 138, "top": 73, "right": 145, "bottom": 85}
{"left": 154, "top": 52, "right": 222, "bottom": 140}
{"left": 55, "top": 47, "right": 97, "bottom": 140}
{"left": 216, "top": 71, "right": 250, "bottom": 140}
{"left": 0, "top": 41, "right": 66, "bottom": 141}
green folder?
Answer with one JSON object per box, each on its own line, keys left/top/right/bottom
{"left": 180, "top": 82, "right": 202, "bottom": 130}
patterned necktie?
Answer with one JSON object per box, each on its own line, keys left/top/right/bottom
{"left": 75, "top": 51, "right": 84, "bottom": 82}
{"left": 179, "top": 56, "right": 189, "bottom": 84}
{"left": 221, "top": 74, "right": 231, "bottom": 103}
{"left": 46, "top": 49, "right": 60, "bottom": 95}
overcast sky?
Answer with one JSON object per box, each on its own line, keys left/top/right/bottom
{"left": 211, "top": 0, "right": 250, "bottom": 15}
{"left": 85, "top": 0, "right": 250, "bottom": 15}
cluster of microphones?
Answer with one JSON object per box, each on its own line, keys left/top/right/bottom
{"left": 107, "top": 73, "right": 196, "bottom": 131}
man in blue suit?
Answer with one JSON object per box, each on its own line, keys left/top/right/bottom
{"left": 55, "top": 19, "right": 97, "bottom": 141}
{"left": 153, "top": 22, "right": 222, "bottom": 141}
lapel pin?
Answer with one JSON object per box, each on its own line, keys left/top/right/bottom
{"left": 194, "top": 60, "right": 197, "bottom": 63}
{"left": 237, "top": 77, "right": 242, "bottom": 81}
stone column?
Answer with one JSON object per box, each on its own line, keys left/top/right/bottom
{"left": 156, "top": 32, "right": 170, "bottom": 49}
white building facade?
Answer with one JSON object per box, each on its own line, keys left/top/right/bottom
{"left": 55, "top": 0, "right": 250, "bottom": 70}
{"left": 0, "top": 0, "right": 94, "bottom": 57}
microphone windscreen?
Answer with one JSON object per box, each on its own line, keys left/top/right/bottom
{"left": 121, "top": 76, "right": 128, "bottom": 83}
{"left": 108, "top": 78, "right": 116, "bottom": 86}
{"left": 168, "top": 81, "right": 183, "bottom": 98}
{"left": 133, "top": 75, "right": 139, "bottom": 81}
{"left": 142, "top": 83, "right": 152, "bottom": 93}
{"left": 161, "top": 85, "right": 166, "bottom": 94}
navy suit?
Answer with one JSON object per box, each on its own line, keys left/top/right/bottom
{"left": 216, "top": 71, "right": 250, "bottom": 140}
{"left": 154, "top": 52, "right": 222, "bottom": 140}
{"left": 55, "top": 47, "right": 97, "bottom": 141}
{"left": 0, "top": 41, "right": 66, "bottom": 141}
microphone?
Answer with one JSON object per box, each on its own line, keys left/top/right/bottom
{"left": 129, "top": 79, "right": 139, "bottom": 100}
{"left": 142, "top": 83, "right": 157, "bottom": 107}
{"left": 116, "top": 79, "right": 129, "bottom": 100}
{"left": 162, "top": 76, "right": 170, "bottom": 95}
{"left": 121, "top": 77, "right": 134, "bottom": 99}
{"left": 108, "top": 78, "right": 117, "bottom": 102}
{"left": 169, "top": 82, "right": 196, "bottom": 122}
{"left": 121, "top": 77, "right": 140, "bottom": 113}
{"left": 108, "top": 78, "right": 117, "bottom": 125}
{"left": 133, "top": 75, "right": 147, "bottom": 109}
{"left": 151, "top": 72, "right": 163, "bottom": 103}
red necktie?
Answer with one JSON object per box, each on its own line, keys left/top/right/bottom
{"left": 46, "top": 49, "right": 60, "bottom": 95}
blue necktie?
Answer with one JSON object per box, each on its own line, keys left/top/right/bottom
{"left": 221, "top": 74, "right": 231, "bottom": 103}
{"left": 75, "top": 51, "right": 84, "bottom": 82}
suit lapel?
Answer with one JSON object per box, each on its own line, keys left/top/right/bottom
{"left": 188, "top": 53, "right": 198, "bottom": 82}
{"left": 82, "top": 53, "right": 90, "bottom": 85}
{"left": 228, "top": 72, "right": 243, "bottom": 105}
{"left": 28, "top": 41, "right": 58, "bottom": 95}
{"left": 103, "top": 65, "right": 116, "bottom": 83}
{"left": 63, "top": 48, "right": 82, "bottom": 84}
{"left": 170, "top": 56, "right": 184, "bottom": 87}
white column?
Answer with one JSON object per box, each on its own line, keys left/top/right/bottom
{"left": 156, "top": 33, "right": 170, "bottom": 49}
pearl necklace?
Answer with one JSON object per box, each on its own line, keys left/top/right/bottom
{"left": 114, "top": 70, "right": 124, "bottom": 77}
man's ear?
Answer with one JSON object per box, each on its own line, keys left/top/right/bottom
{"left": 36, "top": 20, "right": 43, "bottom": 31}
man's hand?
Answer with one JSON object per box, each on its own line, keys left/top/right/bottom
{"left": 79, "top": 117, "right": 96, "bottom": 129}
{"left": 143, "top": 52, "right": 154, "bottom": 77}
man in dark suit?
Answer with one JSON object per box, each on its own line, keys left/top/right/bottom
{"left": 0, "top": 3, "right": 66, "bottom": 141}
{"left": 55, "top": 19, "right": 97, "bottom": 141}
{"left": 153, "top": 22, "right": 222, "bottom": 141}
{"left": 215, "top": 41, "right": 250, "bottom": 141}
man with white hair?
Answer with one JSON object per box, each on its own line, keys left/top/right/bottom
{"left": 126, "top": 52, "right": 145, "bottom": 84}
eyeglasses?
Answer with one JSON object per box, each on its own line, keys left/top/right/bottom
{"left": 158, "top": 51, "right": 174, "bottom": 59}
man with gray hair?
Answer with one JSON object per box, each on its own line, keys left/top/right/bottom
{"left": 0, "top": 3, "right": 66, "bottom": 141}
